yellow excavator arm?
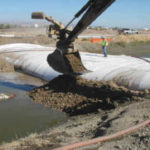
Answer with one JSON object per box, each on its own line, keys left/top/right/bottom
{"left": 32, "top": 12, "right": 64, "bottom": 29}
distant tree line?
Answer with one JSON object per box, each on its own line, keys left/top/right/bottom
{"left": 0, "top": 24, "right": 18, "bottom": 29}
{"left": 0, "top": 24, "right": 11, "bottom": 29}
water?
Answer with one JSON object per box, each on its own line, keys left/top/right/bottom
{"left": 0, "top": 72, "right": 67, "bottom": 143}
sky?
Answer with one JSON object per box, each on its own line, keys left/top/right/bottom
{"left": 0, "top": 0, "right": 150, "bottom": 28}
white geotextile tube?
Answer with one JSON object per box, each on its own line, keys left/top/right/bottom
{"left": 0, "top": 43, "right": 150, "bottom": 90}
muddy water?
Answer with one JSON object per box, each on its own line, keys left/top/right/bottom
{"left": 0, "top": 72, "right": 67, "bottom": 143}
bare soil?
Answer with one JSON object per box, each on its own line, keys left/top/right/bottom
{"left": 0, "top": 36, "right": 55, "bottom": 46}
{"left": 0, "top": 56, "right": 14, "bottom": 72}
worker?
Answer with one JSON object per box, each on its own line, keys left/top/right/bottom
{"left": 101, "top": 37, "right": 108, "bottom": 57}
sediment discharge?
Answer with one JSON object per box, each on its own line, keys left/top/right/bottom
{"left": 28, "top": 75, "right": 147, "bottom": 115}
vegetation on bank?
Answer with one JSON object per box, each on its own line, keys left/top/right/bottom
{"left": 0, "top": 24, "right": 11, "bottom": 29}
{"left": 113, "top": 34, "right": 150, "bottom": 43}
{"left": 75, "top": 35, "right": 150, "bottom": 57}
{"left": 109, "top": 35, "right": 150, "bottom": 56}
{"left": 0, "top": 24, "right": 21, "bottom": 29}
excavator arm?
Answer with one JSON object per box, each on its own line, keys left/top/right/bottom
{"left": 32, "top": 12, "right": 64, "bottom": 38}
{"left": 32, "top": 12, "right": 64, "bottom": 29}
{"left": 66, "top": 0, "right": 115, "bottom": 47}
{"left": 47, "top": 0, "right": 116, "bottom": 75}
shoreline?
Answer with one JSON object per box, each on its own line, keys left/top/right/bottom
{"left": 1, "top": 98, "right": 150, "bottom": 150}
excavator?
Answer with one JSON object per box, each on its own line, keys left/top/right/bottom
{"left": 32, "top": 0, "right": 116, "bottom": 75}
{"left": 32, "top": 12, "right": 64, "bottom": 38}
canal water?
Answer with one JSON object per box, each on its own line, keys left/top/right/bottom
{"left": 0, "top": 72, "right": 67, "bottom": 143}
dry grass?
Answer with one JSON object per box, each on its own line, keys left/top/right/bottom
{"left": 76, "top": 35, "right": 150, "bottom": 47}
{"left": 113, "top": 34, "right": 150, "bottom": 43}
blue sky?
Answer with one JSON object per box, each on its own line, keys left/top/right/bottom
{"left": 0, "top": 0, "right": 150, "bottom": 28}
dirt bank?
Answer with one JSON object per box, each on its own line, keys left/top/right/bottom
{"left": 28, "top": 75, "right": 147, "bottom": 116}
{"left": 23, "top": 75, "right": 150, "bottom": 150}
{"left": 1, "top": 98, "right": 150, "bottom": 150}
{"left": 0, "top": 57, "right": 14, "bottom": 72}
{"left": 0, "top": 35, "right": 56, "bottom": 46}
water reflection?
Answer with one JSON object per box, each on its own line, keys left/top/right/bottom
{"left": 0, "top": 80, "right": 35, "bottom": 91}
{"left": 0, "top": 73, "right": 67, "bottom": 143}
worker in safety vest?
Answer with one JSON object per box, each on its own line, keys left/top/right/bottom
{"left": 101, "top": 37, "right": 108, "bottom": 57}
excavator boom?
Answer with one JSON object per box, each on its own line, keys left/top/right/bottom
{"left": 67, "top": 0, "right": 115, "bottom": 45}
{"left": 32, "top": 12, "right": 64, "bottom": 29}
{"left": 47, "top": 0, "right": 116, "bottom": 75}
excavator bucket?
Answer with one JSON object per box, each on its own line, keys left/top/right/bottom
{"left": 47, "top": 0, "right": 116, "bottom": 75}
{"left": 47, "top": 50, "right": 89, "bottom": 75}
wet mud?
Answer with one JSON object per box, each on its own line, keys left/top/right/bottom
{"left": 28, "top": 75, "right": 146, "bottom": 115}
{"left": 65, "top": 52, "right": 87, "bottom": 73}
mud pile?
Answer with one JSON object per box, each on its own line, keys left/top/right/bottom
{"left": 28, "top": 75, "right": 147, "bottom": 115}
{"left": 65, "top": 52, "right": 86, "bottom": 73}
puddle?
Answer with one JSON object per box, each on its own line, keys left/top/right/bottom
{"left": 0, "top": 72, "right": 67, "bottom": 143}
